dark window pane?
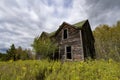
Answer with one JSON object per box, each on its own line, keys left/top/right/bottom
{"left": 67, "top": 46, "right": 71, "bottom": 52}
{"left": 66, "top": 46, "right": 71, "bottom": 59}
{"left": 67, "top": 53, "right": 71, "bottom": 59}
{"left": 64, "top": 29, "right": 67, "bottom": 39}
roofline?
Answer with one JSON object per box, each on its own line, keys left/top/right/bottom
{"left": 54, "top": 22, "right": 78, "bottom": 36}
{"left": 40, "top": 19, "right": 89, "bottom": 37}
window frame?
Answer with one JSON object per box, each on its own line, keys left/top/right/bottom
{"left": 65, "top": 45, "right": 72, "bottom": 60}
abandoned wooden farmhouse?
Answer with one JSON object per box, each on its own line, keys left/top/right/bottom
{"left": 40, "top": 20, "right": 95, "bottom": 61}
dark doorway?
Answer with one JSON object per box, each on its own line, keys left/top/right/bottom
{"left": 66, "top": 46, "right": 72, "bottom": 59}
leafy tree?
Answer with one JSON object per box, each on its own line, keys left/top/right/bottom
{"left": 93, "top": 21, "right": 120, "bottom": 61}
{"left": 27, "top": 49, "right": 35, "bottom": 60}
{"left": 16, "top": 46, "right": 22, "bottom": 60}
{"left": 32, "top": 37, "right": 57, "bottom": 59}
{"left": 19, "top": 49, "right": 29, "bottom": 60}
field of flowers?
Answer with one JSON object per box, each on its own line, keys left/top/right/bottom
{"left": 0, "top": 59, "right": 120, "bottom": 80}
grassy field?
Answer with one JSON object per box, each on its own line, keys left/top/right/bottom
{"left": 0, "top": 59, "right": 120, "bottom": 80}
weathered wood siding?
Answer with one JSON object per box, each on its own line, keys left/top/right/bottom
{"left": 81, "top": 21, "right": 95, "bottom": 59}
{"left": 55, "top": 24, "right": 84, "bottom": 61}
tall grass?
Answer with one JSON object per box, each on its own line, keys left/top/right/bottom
{"left": 0, "top": 59, "right": 120, "bottom": 80}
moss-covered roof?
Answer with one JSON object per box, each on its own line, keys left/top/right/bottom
{"left": 73, "top": 20, "right": 87, "bottom": 28}
{"left": 48, "top": 31, "right": 56, "bottom": 37}
{"left": 41, "top": 20, "right": 87, "bottom": 37}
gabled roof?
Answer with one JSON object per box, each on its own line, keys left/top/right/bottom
{"left": 54, "top": 20, "right": 88, "bottom": 36}
{"left": 40, "top": 20, "right": 88, "bottom": 37}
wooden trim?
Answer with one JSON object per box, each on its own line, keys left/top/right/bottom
{"left": 62, "top": 29, "right": 63, "bottom": 40}
{"left": 65, "top": 45, "right": 66, "bottom": 59}
{"left": 71, "top": 46, "right": 73, "bottom": 60}
{"left": 79, "top": 30, "right": 84, "bottom": 60}
{"left": 59, "top": 46, "right": 60, "bottom": 59}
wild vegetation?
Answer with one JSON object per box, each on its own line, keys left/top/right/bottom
{"left": 0, "top": 59, "right": 120, "bottom": 80}
{"left": 93, "top": 21, "right": 120, "bottom": 61}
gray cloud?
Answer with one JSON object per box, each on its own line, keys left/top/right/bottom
{"left": 84, "top": 0, "right": 120, "bottom": 28}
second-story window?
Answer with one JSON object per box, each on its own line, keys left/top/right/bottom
{"left": 63, "top": 29, "right": 67, "bottom": 39}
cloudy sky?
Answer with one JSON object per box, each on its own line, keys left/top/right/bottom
{"left": 0, "top": 0, "right": 120, "bottom": 53}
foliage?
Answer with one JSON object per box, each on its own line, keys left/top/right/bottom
{"left": 32, "top": 37, "right": 57, "bottom": 59}
{"left": 6, "top": 44, "right": 16, "bottom": 61}
{"left": 93, "top": 21, "right": 120, "bottom": 61}
{"left": 0, "top": 59, "right": 120, "bottom": 80}
{"left": 0, "top": 53, "right": 7, "bottom": 61}
{"left": 0, "top": 44, "right": 34, "bottom": 61}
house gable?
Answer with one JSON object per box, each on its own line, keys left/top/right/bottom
{"left": 55, "top": 22, "right": 80, "bottom": 43}
{"left": 54, "top": 22, "right": 76, "bottom": 37}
